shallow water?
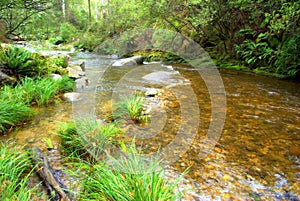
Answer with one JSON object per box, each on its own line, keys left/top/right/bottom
{"left": 2, "top": 52, "right": 299, "bottom": 200}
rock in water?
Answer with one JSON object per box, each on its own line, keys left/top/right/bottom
{"left": 145, "top": 88, "right": 159, "bottom": 97}
{"left": 63, "top": 92, "right": 83, "bottom": 102}
{"left": 112, "top": 55, "right": 143, "bottom": 66}
{"left": 66, "top": 66, "right": 85, "bottom": 79}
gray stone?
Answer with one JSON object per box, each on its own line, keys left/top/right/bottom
{"left": 66, "top": 66, "right": 85, "bottom": 79}
{"left": 69, "top": 60, "right": 85, "bottom": 71}
{"left": 49, "top": 74, "right": 62, "bottom": 80}
{"left": 63, "top": 92, "right": 83, "bottom": 102}
{"left": 75, "top": 77, "right": 89, "bottom": 89}
{"left": 145, "top": 88, "right": 159, "bottom": 97}
{"left": 112, "top": 55, "right": 143, "bottom": 66}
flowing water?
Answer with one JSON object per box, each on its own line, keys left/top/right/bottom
{"left": 2, "top": 52, "right": 299, "bottom": 201}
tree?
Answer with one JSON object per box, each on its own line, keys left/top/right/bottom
{"left": 0, "top": 0, "right": 52, "bottom": 39}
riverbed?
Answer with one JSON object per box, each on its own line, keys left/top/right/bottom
{"left": 2, "top": 51, "right": 299, "bottom": 201}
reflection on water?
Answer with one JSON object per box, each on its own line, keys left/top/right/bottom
{"left": 2, "top": 52, "right": 299, "bottom": 200}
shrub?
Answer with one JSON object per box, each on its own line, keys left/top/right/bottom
{"left": 275, "top": 33, "right": 300, "bottom": 77}
{"left": 0, "top": 143, "right": 33, "bottom": 200}
{"left": 0, "top": 46, "right": 38, "bottom": 80}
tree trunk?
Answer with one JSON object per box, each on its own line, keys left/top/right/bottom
{"left": 88, "top": 0, "right": 92, "bottom": 22}
{"left": 62, "top": 0, "right": 66, "bottom": 20}
{"left": 95, "top": 0, "right": 98, "bottom": 22}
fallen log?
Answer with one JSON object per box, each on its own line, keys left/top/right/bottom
{"left": 31, "top": 147, "right": 72, "bottom": 201}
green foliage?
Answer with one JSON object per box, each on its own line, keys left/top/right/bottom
{"left": 275, "top": 33, "right": 300, "bottom": 76}
{"left": 0, "top": 46, "right": 38, "bottom": 80}
{"left": 0, "top": 0, "right": 51, "bottom": 38}
{"left": 80, "top": 143, "right": 182, "bottom": 201}
{"left": 234, "top": 39, "right": 276, "bottom": 69}
{"left": 56, "top": 76, "right": 75, "bottom": 93}
{"left": 73, "top": 32, "right": 103, "bottom": 51}
{"left": 60, "top": 22, "right": 78, "bottom": 43}
{"left": 58, "top": 120, "right": 123, "bottom": 160}
{"left": 0, "top": 46, "right": 69, "bottom": 81}
{"left": 0, "top": 99, "right": 33, "bottom": 132}
{"left": 0, "top": 76, "right": 74, "bottom": 132}
{"left": 0, "top": 143, "right": 33, "bottom": 200}
{"left": 52, "top": 56, "right": 69, "bottom": 68}
{"left": 30, "top": 77, "right": 59, "bottom": 106}
{"left": 58, "top": 121, "right": 88, "bottom": 159}
{"left": 115, "top": 92, "right": 148, "bottom": 123}
{"left": 14, "top": 77, "right": 59, "bottom": 106}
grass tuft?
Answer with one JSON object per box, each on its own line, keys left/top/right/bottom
{"left": 0, "top": 99, "right": 33, "bottom": 132}
{"left": 79, "top": 143, "right": 182, "bottom": 201}
{"left": 0, "top": 142, "right": 33, "bottom": 200}
{"left": 58, "top": 120, "right": 123, "bottom": 161}
{"left": 114, "top": 92, "right": 149, "bottom": 123}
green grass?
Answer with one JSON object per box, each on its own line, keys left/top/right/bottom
{"left": 0, "top": 76, "right": 75, "bottom": 132}
{"left": 114, "top": 92, "right": 148, "bottom": 123}
{"left": 0, "top": 143, "right": 33, "bottom": 200}
{"left": 58, "top": 120, "right": 123, "bottom": 161}
{"left": 79, "top": 143, "right": 182, "bottom": 201}
{"left": 31, "top": 77, "right": 59, "bottom": 106}
{"left": 56, "top": 76, "right": 75, "bottom": 93}
{"left": 0, "top": 99, "right": 33, "bottom": 132}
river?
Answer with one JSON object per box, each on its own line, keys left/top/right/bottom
{"left": 2, "top": 51, "right": 300, "bottom": 201}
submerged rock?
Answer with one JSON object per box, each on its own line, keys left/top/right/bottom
{"left": 75, "top": 77, "right": 89, "bottom": 89}
{"left": 112, "top": 55, "right": 143, "bottom": 66}
{"left": 63, "top": 92, "right": 83, "bottom": 102}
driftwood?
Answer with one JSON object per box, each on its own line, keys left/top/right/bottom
{"left": 31, "top": 147, "right": 72, "bottom": 201}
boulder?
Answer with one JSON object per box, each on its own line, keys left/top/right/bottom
{"left": 112, "top": 55, "right": 143, "bottom": 66}
{"left": 66, "top": 66, "right": 85, "bottom": 79}
{"left": 63, "top": 92, "right": 83, "bottom": 102}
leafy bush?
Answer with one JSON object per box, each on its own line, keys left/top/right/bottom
{"left": 0, "top": 143, "right": 33, "bottom": 200}
{"left": 60, "top": 22, "right": 78, "bottom": 42}
{"left": 234, "top": 39, "right": 276, "bottom": 69}
{"left": 73, "top": 32, "right": 103, "bottom": 51}
{"left": 275, "top": 33, "right": 300, "bottom": 76}
{"left": 0, "top": 46, "right": 38, "bottom": 80}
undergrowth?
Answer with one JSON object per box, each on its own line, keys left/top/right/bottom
{"left": 0, "top": 143, "right": 33, "bottom": 200}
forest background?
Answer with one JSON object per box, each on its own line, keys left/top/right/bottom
{"left": 0, "top": 0, "right": 299, "bottom": 77}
